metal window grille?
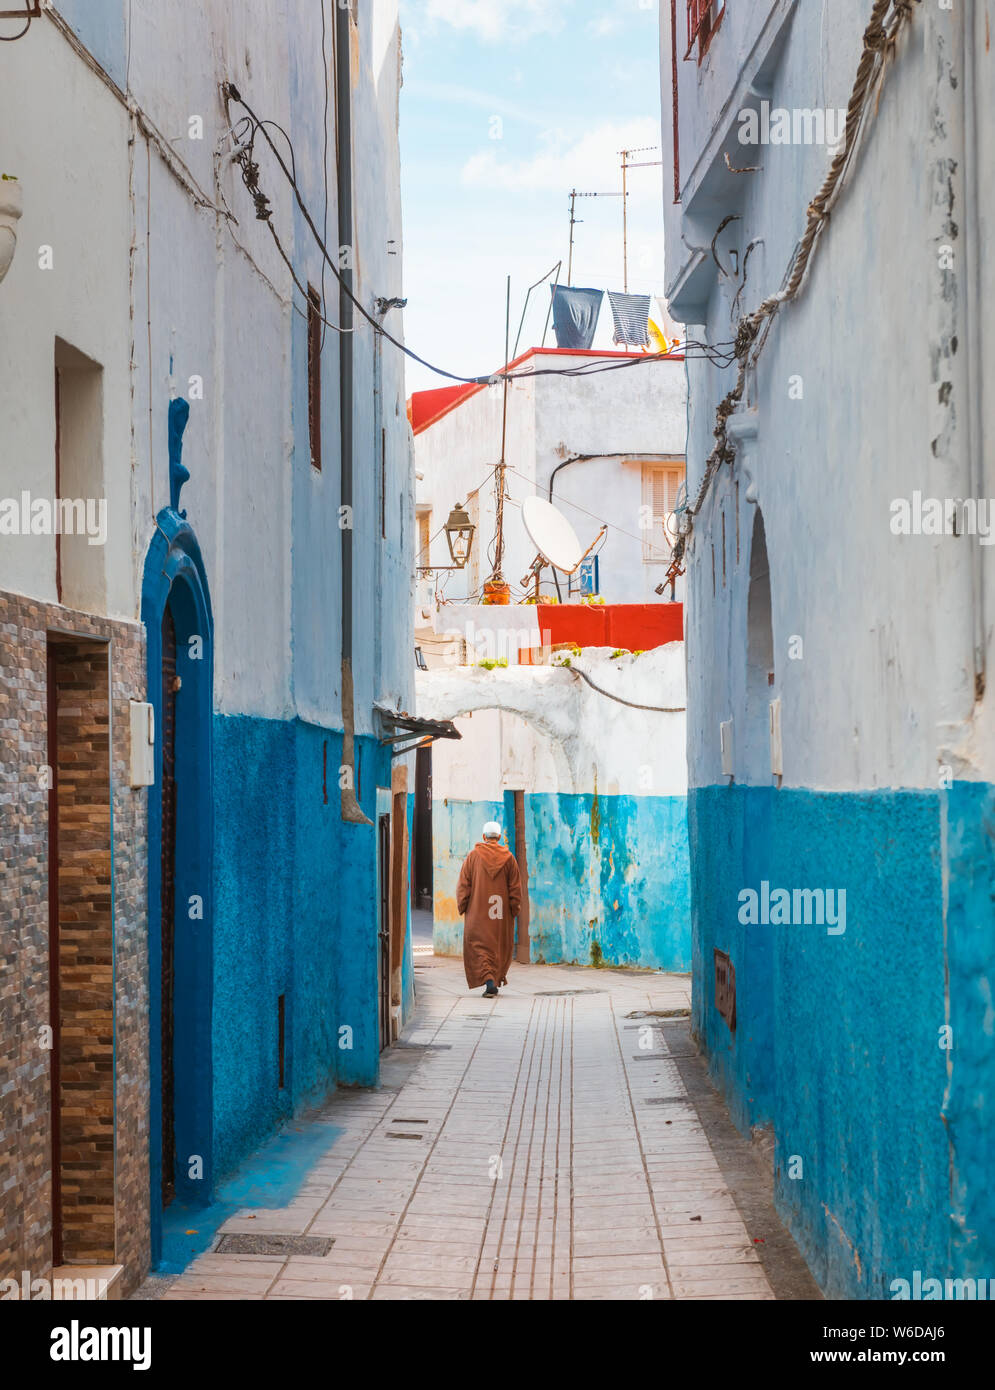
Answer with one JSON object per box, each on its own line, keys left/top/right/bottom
{"left": 685, "top": 0, "right": 724, "bottom": 61}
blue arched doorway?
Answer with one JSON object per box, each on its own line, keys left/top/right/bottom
{"left": 142, "top": 502, "right": 214, "bottom": 1266}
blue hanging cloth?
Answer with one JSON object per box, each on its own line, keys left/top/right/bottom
{"left": 607, "top": 290, "right": 651, "bottom": 348}
{"left": 550, "top": 284, "right": 604, "bottom": 350}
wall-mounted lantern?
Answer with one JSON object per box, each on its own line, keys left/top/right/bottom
{"left": 419, "top": 501, "right": 475, "bottom": 573}
{"left": 444, "top": 502, "right": 474, "bottom": 568}
{"left": 0, "top": 176, "right": 22, "bottom": 285}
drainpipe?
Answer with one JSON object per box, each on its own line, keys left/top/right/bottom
{"left": 336, "top": 0, "right": 369, "bottom": 825}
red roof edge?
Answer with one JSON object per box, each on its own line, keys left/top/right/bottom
{"left": 407, "top": 346, "right": 686, "bottom": 437}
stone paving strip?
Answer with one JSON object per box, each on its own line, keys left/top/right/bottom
{"left": 156, "top": 957, "right": 788, "bottom": 1301}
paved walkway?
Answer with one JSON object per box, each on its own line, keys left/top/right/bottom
{"left": 151, "top": 955, "right": 815, "bottom": 1301}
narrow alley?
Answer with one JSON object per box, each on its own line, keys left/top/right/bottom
{"left": 3, "top": 0, "right": 991, "bottom": 1363}
{"left": 142, "top": 956, "right": 817, "bottom": 1302}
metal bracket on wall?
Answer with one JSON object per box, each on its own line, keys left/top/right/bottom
{"left": 373, "top": 704, "right": 462, "bottom": 760}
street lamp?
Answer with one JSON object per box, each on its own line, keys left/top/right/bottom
{"left": 419, "top": 501, "right": 474, "bottom": 573}
{"left": 444, "top": 502, "right": 474, "bottom": 568}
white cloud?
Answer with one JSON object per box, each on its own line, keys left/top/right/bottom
{"left": 422, "top": 0, "right": 571, "bottom": 43}
{"left": 460, "top": 118, "right": 662, "bottom": 193}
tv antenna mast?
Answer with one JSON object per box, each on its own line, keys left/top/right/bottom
{"left": 567, "top": 188, "right": 624, "bottom": 286}
{"left": 618, "top": 147, "right": 662, "bottom": 293}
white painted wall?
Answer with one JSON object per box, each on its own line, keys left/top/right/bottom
{"left": 0, "top": 0, "right": 414, "bottom": 734}
{"left": 662, "top": 0, "right": 995, "bottom": 791}
{"left": 418, "top": 645, "right": 688, "bottom": 799}
{"left": 432, "top": 708, "right": 562, "bottom": 801}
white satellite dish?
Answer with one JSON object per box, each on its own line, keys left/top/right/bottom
{"left": 522, "top": 496, "right": 584, "bottom": 573}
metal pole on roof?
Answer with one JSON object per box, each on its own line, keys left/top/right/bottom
{"left": 618, "top": 147, "right": 662, "bottom": 294}
{"left": 493, "top": 274, "right": 511, "bottom": 580}
{"left": 512, "top": 259, "right": 563, "bottom": 360}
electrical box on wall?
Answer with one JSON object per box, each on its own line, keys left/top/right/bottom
{"left": 129, "top": 701, "right": 155, "bottom": 787}
{"left": 769, "top": 697, "right": 783, "bottom": 777}
{"left": 720, "top": 718, "right": 734, "bottom": 778}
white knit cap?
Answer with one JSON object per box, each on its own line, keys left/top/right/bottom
{"left": 482, "top": 821, "right": 502, "bottom": 840}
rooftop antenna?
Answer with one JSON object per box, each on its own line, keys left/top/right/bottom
{"left": 618, "top": 147, "right": 662, "bottom": 293}
{"left": 487, "top": 274, "right": 512, "bottom": 596}
{"left": 567, "top": 188, "right": 624, "bottom": 287}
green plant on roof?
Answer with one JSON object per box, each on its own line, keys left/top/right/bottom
{"left": 1, "top": 173, "right": 18, "bottom": 181}
{"left": 580, "top": 594, "right": 605, "bottom": 606}
{"left": 609, "top": 648, "right": 630, "bottom": 659}
{"left": 477, "top": 657, "right": 508, "bottom": 670}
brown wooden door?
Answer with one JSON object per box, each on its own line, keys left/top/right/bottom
{"left": 378, "top": 813, "right": 391, "bottom": 1052}
{"left": 46, "top": 644, "right": 63, "bottom": 1264}
{"left": 160, "top": 605, "right": 178, "bottom": 1206}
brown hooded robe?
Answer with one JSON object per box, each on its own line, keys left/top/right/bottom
{"left": 457, "top": 840, "right": 524, "bottom": 988}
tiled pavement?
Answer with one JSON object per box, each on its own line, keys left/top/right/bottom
{"left": 152, "top": 955, "right": 813, "bottom": 1301}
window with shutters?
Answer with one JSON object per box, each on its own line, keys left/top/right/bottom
{"left": 641, "top": 461, "right": 685, "bottom": 563}
{"left": 685, "top": 1, "right": 725, "bottom": 64}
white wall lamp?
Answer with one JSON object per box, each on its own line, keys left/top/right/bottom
{"left": 0, "top": 175, "right": 22, "bottom": 284}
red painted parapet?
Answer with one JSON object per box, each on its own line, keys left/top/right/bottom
{"left": 607, "top": 603, "right": 683, "bottom": 651}
{"left": 533, "top": 602, "right": 683, "bottom": 653}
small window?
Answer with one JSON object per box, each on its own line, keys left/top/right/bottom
{"left": 417, "top": 512, "right": 431, "bottom": 566}
{"left": 685, "top": 0, "right": 725, "bottom": 64}
{"left": 307, "top": 285, "right": 321, "bottom": 471}
{"left": 641, "top": 461, "right": 685, "bottom": 563}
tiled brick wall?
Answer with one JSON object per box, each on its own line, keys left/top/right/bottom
{"left": 0, "top": 593, "right": 148, "bottom": 1294}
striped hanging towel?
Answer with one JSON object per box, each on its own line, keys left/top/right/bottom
{"left": 607, "top": 290, "right": 651, "bottom": 348}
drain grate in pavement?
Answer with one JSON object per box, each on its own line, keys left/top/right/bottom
{"left": 386, "top": 1132, "right": 424, "bottom": 1140}
{"left": 644, "top": 1095, "right": 690, "bottom": 1105}
{"left": 631, "top": 1054, "right": 669, "bottom": 1061}
{"left": 535, "top": 988, "right": 605, "bottom": 996}
{"left": 390, "top": 1118, "right": 428, "bottom": 1125}
{"left": 215, "top": 1234, "right": 334, "bottom": 1257}
{"left": 625, "top": 1009, "right": 690, "bottom": 1019}
{"left": 393, "top": 1042, "right": 453, "bottom": 1050}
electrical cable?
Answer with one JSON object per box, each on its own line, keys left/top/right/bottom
{"left": 567, "top": 664, "right": 684, "bottom": 712}
{"left": 222, "top": 85, "right": 743, "bottom": 386}
{"left": 505, "top": 463, "right": 674, "bottom": 561}
{"left": 318, "top": 0, "right": 330, "bottom": 352}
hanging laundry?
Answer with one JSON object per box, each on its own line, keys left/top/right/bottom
{"left": 607, "top": 290, "right": 651, "bottom": 348}
{"left": 550, "top": 284, "right": 603, "bottom": 351}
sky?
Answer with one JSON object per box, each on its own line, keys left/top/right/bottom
{"left": 397, "top": 0, "right": 667, "bottom": 395}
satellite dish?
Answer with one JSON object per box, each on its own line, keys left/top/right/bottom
{"left": 522, "top": 496, "right": 584, "bottom": 573}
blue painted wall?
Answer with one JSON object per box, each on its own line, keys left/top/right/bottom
{"left": 54, "top": 0, "right": 128, "bottom": 92}
{"left": 212, "top": 718, "right": 390, "bottom": 1183}
{"left": 690, "top": 781, "right": 995, "bottom": 1299}
{"left": 433, "top": 793, "right": 690, "bottom": 972}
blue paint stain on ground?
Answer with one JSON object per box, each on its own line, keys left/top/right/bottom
{"left": 157, "top": 1119, "right": 343, "bottom": 1274}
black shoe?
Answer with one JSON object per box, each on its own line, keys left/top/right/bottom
{"left": 483, "top": 979, "right": 498, "bottom": 998}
